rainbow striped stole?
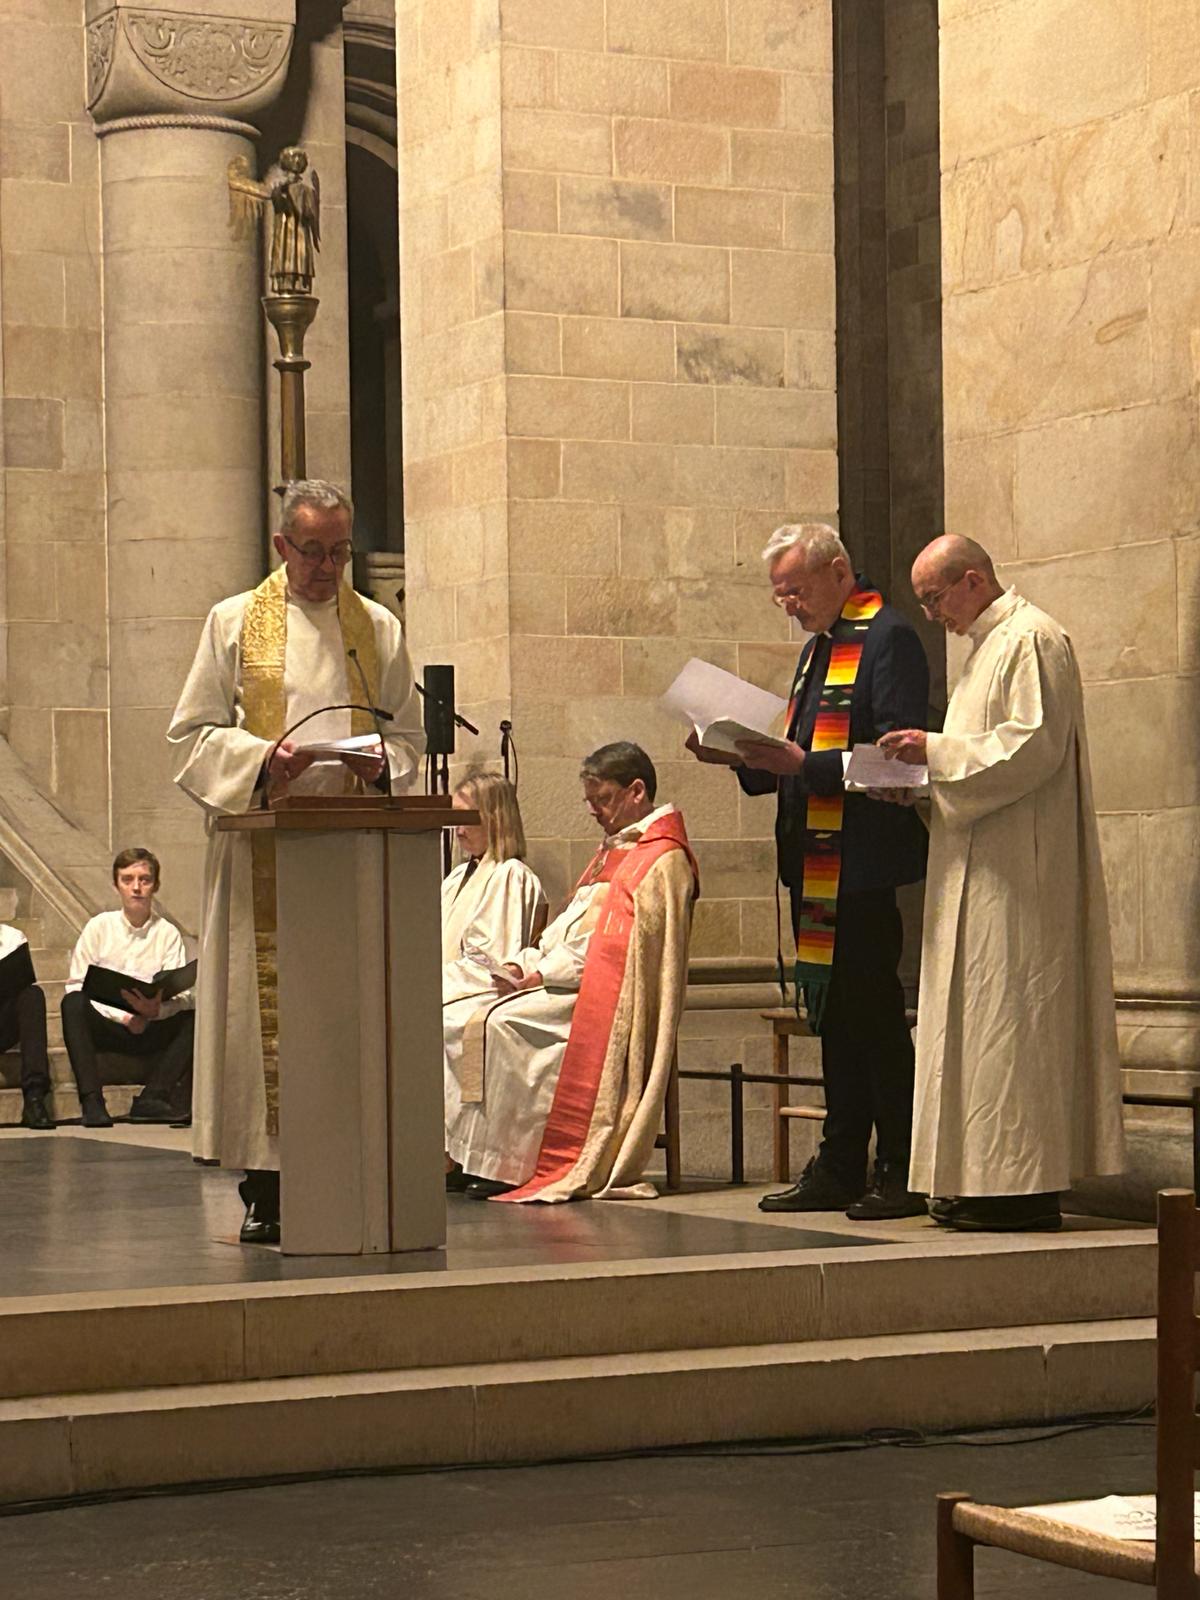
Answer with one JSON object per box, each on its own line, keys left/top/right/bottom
{"left": 793, "top": 585, "right": 884, "bottom": 1032}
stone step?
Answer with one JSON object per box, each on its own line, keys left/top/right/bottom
{"left": 0, "top": 1318, "right": 1153, "bottom": 1506}
{"left": 0, "top": 1081, "right": 141, "bottom": 1121}
{"left": 0, "top": 1230, "right": 1155, "bottom": 1403}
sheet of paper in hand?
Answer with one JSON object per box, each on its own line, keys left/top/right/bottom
{"left": 296, "top": 733, "right": 383, "bottom": 762}
{"left": 82, "top": 959, "right": 198, "bottom": 1013}
{"left": 0, "top": 940, "right": 36, "bottom": 1005}
{"left": 844, "top": 742, "right": 929, "bottom": 791}
{"left": 662, "top": 658, "right": 790, "bottom": 757}
{"left": 463, "top": 945, "right": 511, "bottom": 981}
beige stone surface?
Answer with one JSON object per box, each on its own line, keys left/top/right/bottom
{"left": 620, "top": 240, "right": 729, "bottom": 324}
{"left": 942, "top": 97, "right": 1189, "bottom": 296}
{"left": 614, "top": 117, "right": 729, "bottom": 186}
{"left": 1013, "top": 399, "right": 1199, "bottom": 559}
{"left": 1003, "top": 541, "right": 1176, "bottom": 684}
{"left": 942, "top": 250, "right": 1151, "bottom": 439}
{"left": 606, "top": 0, "right": 727, "bottom": 63}
{"left": 562, "top": 315, "right": 676, "bottom": 381}
{"left": 940, "top": 0, "right": 1148, "bottom": 166}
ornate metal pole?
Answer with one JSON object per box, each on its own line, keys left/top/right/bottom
{"left": 228, "top": 143, "right": 321, "bottom": 491}
{"left": 263, "top": 292, "right": 318, "bottom": 484}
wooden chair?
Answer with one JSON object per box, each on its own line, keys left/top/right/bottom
{"left": 653, "top": 1047, "right": 681, "bottom": 1191}
{"left": 936, "top": 1187, "right": 1198, "bottom": 1599}
{"left": 760, "top": 1006, "right": 822, "bottom": 1183}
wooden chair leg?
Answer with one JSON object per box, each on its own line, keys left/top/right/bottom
{"left": 771, "top": 1026, "right": 790, "bottom": 1183}
{"left": 936, "top": 1494, "right": 976, "bottom": 1600}
{"left": 663, "top": 1049, "right": 681, "bottom": 1192}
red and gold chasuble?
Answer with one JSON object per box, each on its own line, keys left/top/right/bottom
{"left": 497, "top": 811, "right": 699, "bottom": 1203}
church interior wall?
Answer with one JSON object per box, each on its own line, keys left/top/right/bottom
{"left": 399, "top": 0, "right": 839, "bottom": 965}
{"left": 938, "top": 0, "right": 1200, "bottom": 1089}
{"left": 0, "top": 0, "right": 109, "bottom": 849}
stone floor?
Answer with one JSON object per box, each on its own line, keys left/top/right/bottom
{"left": 0, "top": 1419, "right": 1155, "bottom": 1597}
{"left": 0, "top": 1128, "right": 882, "bottom": 1297}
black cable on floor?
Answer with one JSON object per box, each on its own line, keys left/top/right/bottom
{"left": 0, "top": 1403, "right": 1155, "bottom": 1520}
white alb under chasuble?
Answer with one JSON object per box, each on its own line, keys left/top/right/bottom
{"left": 169, "top": 567, "right": 424, "bottom": 1172}
{"left": 910, "top": 589, "right": 1124, "bottom": 1198}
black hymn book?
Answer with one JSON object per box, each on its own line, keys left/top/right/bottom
{"left": 81, "top": 959, "right": 198, "bottom": 1014}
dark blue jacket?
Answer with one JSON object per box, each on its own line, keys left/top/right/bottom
{"left": 739, "top": 597, "right": 929, "bottom": 894}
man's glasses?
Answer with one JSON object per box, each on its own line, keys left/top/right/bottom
{"left": 916, "top": 573, "right": 965, "bottom": 616}
{"left": 283, "top": 533, "right": 355, "bottom": 566}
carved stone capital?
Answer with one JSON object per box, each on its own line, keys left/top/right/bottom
{"left": 86, "top": 1, "right": 295, "bottom": 130}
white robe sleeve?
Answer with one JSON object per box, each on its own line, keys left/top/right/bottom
{"left": 517, "top": 896, "right": 594, "bottom": 991}
{"left": 926, "top": 629, "right": 1074, "bottom": 828}
{"left": 168, "top": 603, "right": 272, "bottom": 818}
{"left": 444, "top": 861, "right": 547, "bottom": 994}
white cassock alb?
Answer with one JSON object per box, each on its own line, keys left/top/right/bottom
{"left": 910, "top": 588, "right": 1125, "bottom": 1198}
{"left": 168, "top": 570, "right": 424, "bottom": 1172}
{"left": 441, "top": 854, "right": 547, "bottom": 1136}
{"left": 443, "top": 803, "right": 688, "bottom": 1194}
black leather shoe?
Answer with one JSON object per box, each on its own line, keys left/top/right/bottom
{"left": 844, "top": 1161, "right": 927, "bottom": 1221}
{"left": 758, "top": 1161, "right": 860, "bottom": 1213}
{"left": 446, "top": 1164, "right": 471, "bottom": 1192}
{"left": 127, "top": 1094, "right": 179, "bottom": 1123}
{"left": 239, "top": 1202, "right": 281, "bottom": 1245}
{"left": 20, "top": 1094, "right": 55, "bottom": 1130}
{"left": 939, "top": 1194, "right": 1062, "bottom": 1233}
{"left": 927, "top": 1195, "right": 955, "bottom": 1224}
{"left": 465, "top": 1177, "right": 516, "bottom": 1200}
{"left": 80, "top": 1092, "right": 113, "bottom": 1128}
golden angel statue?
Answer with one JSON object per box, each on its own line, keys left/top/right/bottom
{"left": 228, "top": 146, "right": 321, "bottom": 296}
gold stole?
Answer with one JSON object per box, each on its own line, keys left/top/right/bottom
{"left": 239, "top": 566, "right": 381, "bottom": 1134}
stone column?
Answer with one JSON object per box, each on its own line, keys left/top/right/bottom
{"left": 86, "top": 0, "right": 294, "bottom": 918}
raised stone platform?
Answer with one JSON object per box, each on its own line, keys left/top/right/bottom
{"left": 0, "top": 1127, "right": 1156, "bottom": 1507}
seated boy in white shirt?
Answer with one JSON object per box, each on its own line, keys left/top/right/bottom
{"left": 61, "top": 847, "right": 196, "bottom": 1128}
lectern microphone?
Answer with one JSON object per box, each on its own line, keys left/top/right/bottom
{"left": 260, "top": 702, "right": 394, "bottom": 809}
{"left": 347, "top": 647, "right": 393, "bottom": 799}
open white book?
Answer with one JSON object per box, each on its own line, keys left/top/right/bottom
{"left": 662, "top": 659, "right": 790, "bottom": 758}
{"left": 295, "top": 732, "right": 383, "bottom": 761}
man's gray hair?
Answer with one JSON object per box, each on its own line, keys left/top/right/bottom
{"left": 762, "top": 521, "right": 848, "bottom": 569}
{"left": 280, "top": 479, "right": 354, "bottom": 532}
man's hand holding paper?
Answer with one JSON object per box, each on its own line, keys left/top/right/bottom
{"left": 666, "top": 659, "right": 791, "bottom": 763}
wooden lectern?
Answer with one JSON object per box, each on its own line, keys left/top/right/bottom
{"left": 216, "top": 794, "right": 473, "bottom": 1256}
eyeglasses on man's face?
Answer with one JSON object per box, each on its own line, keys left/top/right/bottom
{"left": 915, "top": 572, "right": 966, "bottom": 616}
{"left": 771, "top": 559, "right": 834, "bottom": 607}
{"left": 283, "top": 533, "right": 355, "bottom": 567}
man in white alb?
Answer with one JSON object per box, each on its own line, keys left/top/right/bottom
{"left": 879, "top": 534, "right": 1125, "bottom": 1231}
{"left": 61, "top": 847, "right": 195, "bottom": 1128}
{"left": 168, "top": 480, "right": 424, "bottom": 1244}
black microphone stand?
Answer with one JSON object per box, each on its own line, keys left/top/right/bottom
{"left": 347, "top": 647, "right": 392, "bottom": 799}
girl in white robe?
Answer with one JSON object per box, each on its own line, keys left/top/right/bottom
{"left": 442, "top": 773, "right": 546, "bottom": 1164}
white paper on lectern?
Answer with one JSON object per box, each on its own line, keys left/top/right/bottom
{"left": 662, "top": 659, "right": 790, "bottom": 757}
{"left": 1019, "top": 1493, "right": 1200, "bottom": 1540}
{"left": 844, "top": 742, "right": 930, "bottom": 791}
{"left": 297, "top": 732, "right": 383, "bottom": 761}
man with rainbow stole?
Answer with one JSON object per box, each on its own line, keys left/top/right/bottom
{"left": 689, "top": 523, "right": 928, "bottom": 1220}
{"left": 445, "top": 742, "right": 698, "bottom": 1203}
{"left": 169, "top": 481, "right": 424, "bottom": 1245}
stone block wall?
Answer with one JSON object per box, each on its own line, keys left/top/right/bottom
{"left": 0, "top": 0, "right": 108, "bottom": 844}
{"left": 399, "top": 0, "right": 839, "bottom": 950}
{"left": 938, "top": 0, "right": 1200, "bottom": 1070}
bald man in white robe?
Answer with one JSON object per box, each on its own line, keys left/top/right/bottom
{"left": 879, "top": 535, "right": 1124, "bottom": 1232}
